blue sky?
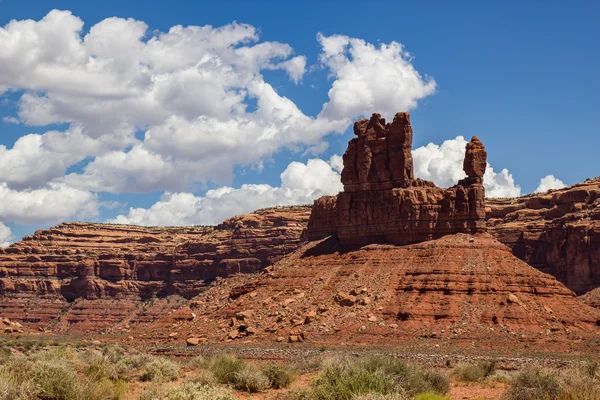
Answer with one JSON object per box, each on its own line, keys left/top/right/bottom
{"left": 0, "top": 0, "right": 598, "bottom": 243}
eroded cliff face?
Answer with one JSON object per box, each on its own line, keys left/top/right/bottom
{"left": 0, "top": 206, "right": 310, "bottom": 330}
{"left": 488, "top": 178, "right": 600, "bottom": 295}
{"left": 307, "top": 112, "right": 487, "bottom": 245}
{"left": 142, "top": 233, "right": 600, "bottom": 349}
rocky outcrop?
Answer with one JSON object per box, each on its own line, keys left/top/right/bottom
{"left": 462, "top": 136, "right": 487, "bottom": 183}
{"left": 580, "top": 288, "right": 600, "bottom": 309}
{"left": 341, "top": 112, "right": 415, "bottom": 192}
{"left": 488, "top": 178, "right": 600, "bottom": 295}
{"left": 149, "top": 233, "right": 600, "bottom": 349}
{"left": 0, "top": 206, "right": 310, "bottom": 330}
{"left": 307, "top": 112, "right": 487, "bottom": 245}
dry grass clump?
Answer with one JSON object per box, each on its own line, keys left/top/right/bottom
{"left": 503, "top": 366, "right": 600, "bottom": 400}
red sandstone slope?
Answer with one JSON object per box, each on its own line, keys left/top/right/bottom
{"left": 150, "top": 233, "right": 600, "bottom": 347}
{"left": 0, "top": 206, "right": 310, "bottom": 331}
{"left": 488, "top": 177, "right": 600, "bottom": 295}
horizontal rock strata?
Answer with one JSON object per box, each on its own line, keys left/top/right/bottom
{"left": 0, "top": 207, "right": 310, "bottom": 330}
{"left": 152, "top": 234, "right": 600, "bottom": 347}
{"left": 488, "top": 178, "right": 600, "bottom": 295}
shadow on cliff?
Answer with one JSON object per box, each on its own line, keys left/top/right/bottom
{"left": 300, "top": 235, "right": 368, "bottom": 258}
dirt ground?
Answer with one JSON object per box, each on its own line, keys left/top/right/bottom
{"left": 449, "top": 382, "right": 506, "bottom": 400}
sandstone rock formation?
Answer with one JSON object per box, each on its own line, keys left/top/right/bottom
{"left": 488, "top": 177, "right": 600, "bottom": 295}
{"left": 0, "top": 206, "right": 309, "bottom": 331}
{"left": 462, "top": 136, "right": 487, "bottom": 183}
{"left": 148, "top": 234, "right": 600, "bottom": 349}
{"left": 307, "top": 112, "right": 487, "bottom": 245}
{"left": 580, "top": 288, "right": 600, "bottom": 309}
{"left": 341, "top": 113, "right": 414, "bottom": 192}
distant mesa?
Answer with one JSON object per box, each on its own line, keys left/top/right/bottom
{"left": 306, "top": 112, "right": 487, "bottom": 245}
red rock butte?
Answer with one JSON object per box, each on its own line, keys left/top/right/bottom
{"left": 307, "top": 112, "right": 487, "bottom": 245}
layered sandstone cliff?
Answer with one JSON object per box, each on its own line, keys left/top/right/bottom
{"left": 488, "top": 177, "right": 600, "bottom": 295}
{"left": 149, "top": 233, "right": 600, "bottom": 349}
{"left": 307, "top": 112, "right": 487, "bottom": 245}
{"left": 0, "top": 206, "right": 310, "bottom": 330}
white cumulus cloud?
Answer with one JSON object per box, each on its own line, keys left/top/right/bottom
{"left": 412, "top": 136, "right": 522, "bottom": 198}
{"left": 0, "top": 223, "right": 13, "bottom": 247}
{"left": 535, "top": 175, "right": 566, "bottom": 193}
{"left": 110, "top": 157, "right": 343, "bottom": 226}
{"left": 0, "top": 183, "right": 99, "bottom": 225}
{"left": 0, "top": 10, "right": 440, "bottom": 226}
{"left": 0, "top": 11, "right": 436, "bottom": 196}
{"left": 317, "top": 33, "right": 436, "bottom": 122}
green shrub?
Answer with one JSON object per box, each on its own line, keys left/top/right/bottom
{"left": 102, "top": 346, "right": 126, "bottom": 364}
{"left": 486, "top": 370, "right": 513, "bottom": 384}
{"left": 413, "top": 393, "right": 451, "bottom": 400}
{"left": 32, "top": 346, "right": 77, "bottom": 362}
{"left": 358, "top": 356, "right": 449, "bottom": 395}
{"left": 233, "top": 367, "right": 271, "bottom": 393}
{"left": 351, "top": 393, "right": 408, "bottom": 400}
{"left": 313, "top": 362, "right": 395, "bottom": 400}
{"left": 277, "top": 388, "right": 315, "bottom": 400}
{"left": 206, "top": 354, "right": 246, "bottom": 384}
{"left": 452, "top": 360, "right": 496, "bottom": 383}
{"left": 82, "top": 351, "right": 118, "bottom": 381}
{"left": 555, "top": 368, "right": 600, "bottom": 400}
{"left": 501, "top": 367, "right": 600, "bottom": 400}
{"left": 310, "top": 356, "right": 449, "bottom": 400}
{"left": 139, "top": 357, "right": 180, "bottom": 383}
{"left": 292, "top": 356, "right": 323, "bottom": 373}
{"left": 187, "top": 369, "right": 217, "bottom": 386}
{"left": 116, "top": 353, "right": 179, "bottom": 382}
{"left": 138, "top": 385, "right": 165, "bottom": 400}
{"left": 581, "top": 361, "right": 600, "bottom": 379}
{"left": 139, "top": 382, "right": 236, "bottom": 400}
{"left": 262, "top": 363, "right": 296, "bottom": 389}
{"left": 0, "top": 369, "right": 35, "bottom": 400}
{"left": 503, "top": 367, "right": 560, "bottom": 400}
{"left": 0, "top": 354, "right": 35, "bottom": 384}
{"left": 188, "top": 356, "right": 209, "bottom": 370}
{"left": 115, "top": 353, "right": 154, "bottom": 381}
{"left": 452, "top": 363, "right": 485, "bottom": 382}
{"left": 32, "top": 359, "right": 82, "bottom": 400}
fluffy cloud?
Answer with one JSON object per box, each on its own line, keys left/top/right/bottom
{"left": 412, "top": 136, "right": 521, "bottom": 198}
{"left": 110, "top": 157, "right": 343, "bottom": 226}
{"left": 0, "top": 183, "right": 98, "bottom": 225}
{"left": 0, "top": 11, "right": 436, "bottom": 195}
{"left": 0, "top": 11, "right": 440, "bottom": 228}
{"left": 535, "top": 175, "right": 566, "bottom": 193}
{"left": 317, "top": 33, "right": 436, "bottom": 121}
{"left": 0, "top": 223, "right": 13, "bottom": 247}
